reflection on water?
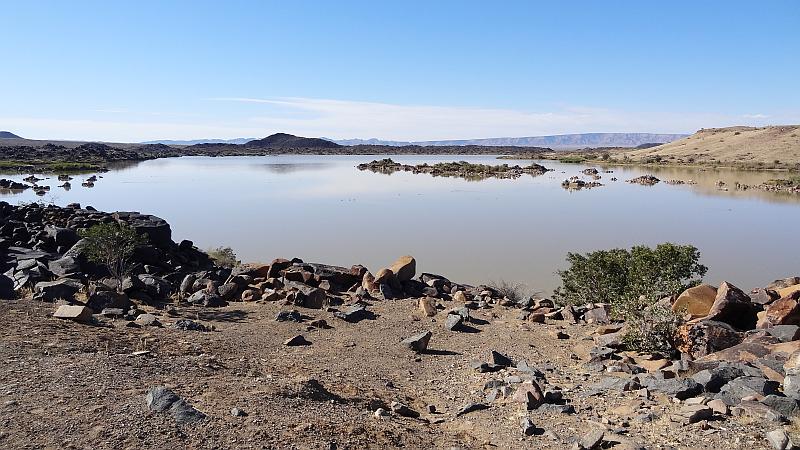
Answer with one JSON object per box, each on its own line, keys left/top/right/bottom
{"left": 1, "top": 155, "right": 798, "bottom": 293}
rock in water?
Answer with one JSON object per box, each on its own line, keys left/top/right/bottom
{"left": 145, "top": 386, "right": 206, "bottom": 425}
{"left": 401, "top": 331, "right": 432, "bottom": 353}
{"left": 389, "top": 255, "right": 416, "bottom": 282}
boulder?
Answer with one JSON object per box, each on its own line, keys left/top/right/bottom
{"left": 716, "top": 376, "right": 779, "bottom": 405}
{"left": 374, "top": 268, "right": 394, "bottom": 285}
{"left": 750, "top": 288, "right": 781, "bottom": 305}
{"left": 778, "top": 284, "right": 800, "bottom": 298}
{"left": 0, "top": 275, "right": 13, "bottom": 299}
{"left": 765, "top": 325, "right": 800, "bottom": 343}
{"left": 691, "top": 365, "right": 746, "bottom": 393}
{"left": 389, "top": 256, "right": 416, "bottom": 282}
{"left": 284, "top": 335, "right": 311, "bottom": 346}
{"left": 418, "top": 297, "right": 437, "bottom": 317}
{"left": 45, "top": 225, "right": 79, "bottom": 248}
{"left": 512, "top": 381, "right": 544, "bottom": 410}
{"left": 48, "top": 256, "right": 82, "bottom": 278}
{"left": 761, "top": 291, "right": 800, "bottom": 328}
{"left": 146, "top": 386, "right": 206, "bottom": 425}
{"left": 401, "top": 331, "right": 432, "bottom": 353}
{"left": 113, "top": 212, "right": 172, "bottom": 247}
{"left": 284, "top": 281, "right": 326, "bottom": 309}
{"left": 87, "top": 291, "right": 132, "bottom": 312}
{"left": 334, "top": 305, "right": 370, "bottom": 323}
{"left": 445, "top": 313, "right": 463, "bottom": 331}
{"left": 584, "top": 305, "right": 610, "bottom": 324}
{"left": 34, "top": 279, "right": 82, "bottom": 302}
{"left": 137, "top": 274, "right": 172, "bottom": 299}
{"left": 53, "top": 305, "right": 93, "bottom": 322}
{"left": 675, "top": 320, "right": 744, "bottom": 358}
{"left": 704, "top": 281, "right": 760, "bottom": 330}
{"left": 672, "top": 284, "right": 717, "bottom": 317}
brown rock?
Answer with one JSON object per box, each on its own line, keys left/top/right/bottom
{"left": 452, "top": 291, "right": 467, "bottom": 303}
{"left": 241, "top": 289, "right": 259, "bottom": 302}
{"left": 374, "top": 268, "right": 394, "bottom": 285}
{"left": 672, "top": 284, "right": 717, "bottom": 317}
{"left": 584, "top": 305, "right": 611, "bottom": 324}
{"left": 389, "top": 256, "right": 416, "bottom": 282}
{"left": 53, "top": 305, "right": 93, "bottom": 322}
{"left": 707, "top": 398, "right": 729, "bottom": 415}
{"left": 675, "top": 320, "right": 744, "bottom": 358}
{"left": 362, "top": 271, "right": 376, "bottom": 293}
{"left": 778, "top": 284, "right": 800, "bottom": 299}
{"left": 512, "top": 381, "right": 544, "bottom": 410}
{"left": 418, "top": 297, "right": 437, "bottom": 317}
{"left": 761, "top": 291, "right": 800, "bottom": 328}
{"left": 704, "top": 281, "right": 760, "bottom": 330}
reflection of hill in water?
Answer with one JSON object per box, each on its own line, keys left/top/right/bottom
{"left": 259, "top": 163, "right": 331, "bottom": 174}
{"left": 616, "top": 165, "right": 800, "bottom": 205}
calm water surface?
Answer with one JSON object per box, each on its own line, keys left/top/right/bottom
{"left": 2, "top": 155, "right": 799, "bottom": 293}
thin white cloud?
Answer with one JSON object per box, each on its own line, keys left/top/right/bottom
{"left": 3, "top": 98, "right": 796, "bottom": 142}
{"left": 213, "top": 97, "right": 787, "bottom": 141}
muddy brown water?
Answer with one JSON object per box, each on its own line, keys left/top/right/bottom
{"left": 2, "top": 155, "right": 798, "bottom": 294}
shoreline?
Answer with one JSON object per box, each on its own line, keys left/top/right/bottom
{"left": 3, "top": 200, "right": 800, "bottom": 447}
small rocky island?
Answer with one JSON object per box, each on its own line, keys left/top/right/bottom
{"left": 357, "top": 158, "right": 552, "bottom": 180}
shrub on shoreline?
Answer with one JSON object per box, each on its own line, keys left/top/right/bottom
{"left": 554, "top": 243, "right": 707, "bottom": 353}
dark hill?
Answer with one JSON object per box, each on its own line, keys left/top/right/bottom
{"left": 245, "top": 133, "right": 341, "bottom": 149}
{"left": 0, "top": 131, "right": 22, "bottom": 139}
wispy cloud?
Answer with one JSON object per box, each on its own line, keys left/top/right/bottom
{"left": 209, "top": 97, "right": 786, "bottom": 141}
{"left": 3, "top": 98, "right": 795, "bottom": 142}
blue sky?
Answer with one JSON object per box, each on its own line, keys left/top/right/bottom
{"left": 1, "top": 0, "right": 798, "bottom": 141}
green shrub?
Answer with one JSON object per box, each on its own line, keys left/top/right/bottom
{"left": 207, "top": 246, "right": 239, "bottom": 268}
{"left": 79, "top": 223, "right": 147, "bottom": 286}
{"left": 554, "top": 243, "right": 707, "bottom": 354}
{"left": 554, "top": 243, "right": 707, "bottom": 315}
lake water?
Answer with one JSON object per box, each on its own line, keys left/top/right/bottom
{"left": 2, "top": 155, "right": 799, "bottom": 294}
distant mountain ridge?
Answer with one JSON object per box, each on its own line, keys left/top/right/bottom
{"left": 0, "top": 131, "right": 22, "bottom": 139}
{"left": 329, "top": 133, "right": 688, "bottom": 149}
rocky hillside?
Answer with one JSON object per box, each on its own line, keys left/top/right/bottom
{"left": 0, "top": 131, "right": 22, "bottom": 139}
{"left": 244, "top": 133, "right": 341, "bottom": 149}
{"left": 621, "top": 126, "right": 800, "bottom": 167}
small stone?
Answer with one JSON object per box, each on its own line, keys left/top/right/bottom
{"left": 521, "top": 417, "right": 537, "bottom": 436}
{"left": 284, "top": 335, "right": 311, "bottom": 346}
{"left": 401, "top": 331, "right": 432, "bottom": 353}
{"left": 134, "top": 313, "right": 160, "bottom": 327}
{"left": 390, "top": 401, "right": 419, "bottom": 418}
{"left": 490, "top": 350, "right": 513, "bottom": 367}
{"left": 579, "top": 428, "right": 605, "bottom": 449}
{"left": 52, "top": 305, "right": 93, "bottom": 323}
{"left": 231, "top": 407, "right": 247, "bottom": 417}
{"left": 455, "top": 402, "right": 488, "bottom": 417}
{"left": 445, "top": 314, "right": 463, "bottom": 331}
{"left": 765, "top": 428, "right": 791, "bottom": 450}
{"left": 707, "top": 398, "right": 729, "bottom": 415}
